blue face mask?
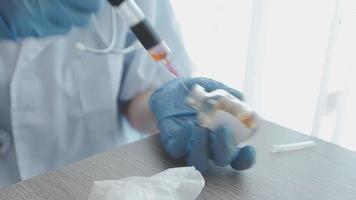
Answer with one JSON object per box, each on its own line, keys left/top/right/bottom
{"left": 0, "top": 0, "right": 105, "bottom": 40}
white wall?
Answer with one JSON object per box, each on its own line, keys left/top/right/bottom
{"left": 170, "top": 0, "right": 253, "bottom": 90}
{"left": 236, "top": 0, "right": 336, "bottom": 134}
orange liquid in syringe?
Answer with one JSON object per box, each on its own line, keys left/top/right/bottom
{"left": 149, "top": 52, "right": 178, "bottom": 76}
{"left": 150, "top": 52, "right": 168, "bottom": 61}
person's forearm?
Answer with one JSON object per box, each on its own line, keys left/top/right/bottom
{"left": 126, "top": 91, "right": 159, "bottom": 134}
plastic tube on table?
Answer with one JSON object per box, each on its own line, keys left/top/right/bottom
{"left": 271, "top": 141, "right": 316, "bottom": 153}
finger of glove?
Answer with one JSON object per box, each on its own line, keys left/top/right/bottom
{"left": 230, "top": 145, "right": 256, "bottom": 171}
{"left": 149, "top": 79, "right": 197, "bottom": 122}
{"left": 159, "top": 119, "right": 192, "bottom": 159}
{"left": 224, "top": 88, "right": 244, "bottom": 101}
{"left": 210, "top": 125, "right": 238, "bottom": 167}
{"left": 186, "top": 125, "right": 210, "bottom": 172}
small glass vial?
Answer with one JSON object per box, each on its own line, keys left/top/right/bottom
{"left": 186, "top": 84, "right": 261, "bottom": 143}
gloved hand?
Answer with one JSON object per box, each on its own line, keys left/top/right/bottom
{"left": 0, "top": 0, "right": 104, "bottom": 40}
{"left": 149, "top": 77, "right": 256, "bottom": 172}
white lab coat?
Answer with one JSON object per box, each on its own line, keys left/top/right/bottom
{"left": 0, "top": 1, "right": 191, "bottom": 187}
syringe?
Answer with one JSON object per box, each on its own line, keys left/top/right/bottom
{"left": 108, "top": 0, "right": 179, "bottom": 77}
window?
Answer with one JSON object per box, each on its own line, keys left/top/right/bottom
{"left": 172, "top": 0, "right": 356, "bottom": 151}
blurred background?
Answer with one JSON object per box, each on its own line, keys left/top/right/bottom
{"left": 170, "top": 0, "right": 356, "bottom": 151}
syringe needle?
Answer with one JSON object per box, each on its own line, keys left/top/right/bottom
{"left": 175, "top": 74, "right": 190, "bottom": 93}
{"left": 163, "top": 58, "right": 190, "bottom": 93}
{"left": 167, "top": 70, "right": 190, "bottom": 93}
{"left": 163, "top": 58, "right": 178, "bottom": 76}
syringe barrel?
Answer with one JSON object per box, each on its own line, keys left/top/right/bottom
{"left": 108, "top": 0, "right": 170, "bottom": 60}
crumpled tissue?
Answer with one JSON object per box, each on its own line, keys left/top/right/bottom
{"left": 88, "top": 167, "right": 205, "bottom": 200}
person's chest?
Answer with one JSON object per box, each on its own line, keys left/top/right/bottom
{"left": 0, "top": 8, "right": 129, "bottom": 131}
{"left": 0, "top": 21, "right": 129, "bottom": 181}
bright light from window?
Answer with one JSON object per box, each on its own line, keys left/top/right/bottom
{"left": 243, "top": 0, "right": 337, "bottom": 134}
{"left": 170, "top": 0, "right": 253, "bottom": 90}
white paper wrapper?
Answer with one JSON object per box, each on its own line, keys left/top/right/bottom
{"left": 88, "top": 167, "right": 205, "bottom": 200}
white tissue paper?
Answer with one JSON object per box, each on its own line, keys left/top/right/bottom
{"left": 88, "top": 167, "right": 205, "bottom": 200}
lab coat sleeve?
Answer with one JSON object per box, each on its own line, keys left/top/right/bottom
{"left": 119, "top": 0, "right": 193, "bottom": 102}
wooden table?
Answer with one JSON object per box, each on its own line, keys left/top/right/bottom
{"left": 1, "top": 120, "right": 356, "bottom": 200}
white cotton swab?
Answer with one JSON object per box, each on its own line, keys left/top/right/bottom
{"left": 271, "top": 141, "right": 316, "bottom": 153}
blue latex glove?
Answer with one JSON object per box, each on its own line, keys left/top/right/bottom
{"left": 0, "top": 0, "right": 104, "bottom": 40}
{"left": 150, "top": 77, "right": 256, "bottom": 172}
